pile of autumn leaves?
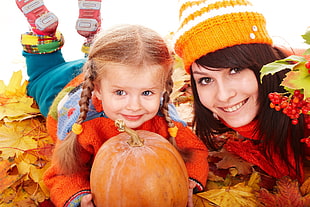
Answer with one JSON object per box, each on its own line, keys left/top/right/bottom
{"left": 1, "top": 70, "right": 310, "bottom": 207}
{"left": 0, "top": 71, "right": 53, "bottom": 206}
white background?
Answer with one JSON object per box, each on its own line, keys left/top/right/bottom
{"left": 1, "top": 0, "right": 309, "bottom": 83}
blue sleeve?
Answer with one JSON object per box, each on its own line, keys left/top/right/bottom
{"left": 168, "top": 103, "right": 187, "bottom": 127}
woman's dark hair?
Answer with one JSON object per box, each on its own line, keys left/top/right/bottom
{"left": 191, "top": 43, "right": 305, "bottom": 180}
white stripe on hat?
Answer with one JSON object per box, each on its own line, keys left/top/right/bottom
{"left": 174, "top": 4, "right": 259, "bottom": 45}
{"left": 180, "top": 0, "right": 230, "bottom": 22}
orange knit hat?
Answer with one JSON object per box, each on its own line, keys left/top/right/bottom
{"left": 174, "top": 0, "right": 273, "bottom": 73}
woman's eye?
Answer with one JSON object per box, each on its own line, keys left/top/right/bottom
{"left": 115, "top": 90, "right": 126, "bottom": 96}
{"left": 230, "top": 67, "right": 242, "bottom": 74}
{"left": 142, "top": 90, "right": 153, "bottom": 96}
{"left": 198, "top": 77, "right": 212, "bottom": 85}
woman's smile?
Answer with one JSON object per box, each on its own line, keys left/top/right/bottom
{"left": 221, "top": 99, "right": 248, "bottom": 113}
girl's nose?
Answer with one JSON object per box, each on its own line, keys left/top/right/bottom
{"left": 126, "top": 96, "right": 141, "bottom": 111}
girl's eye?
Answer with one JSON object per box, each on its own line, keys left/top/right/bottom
{"left": 230, "top": 67, "right": 242, "bottom": 74}
{"left": 142, "top": 90, "right": 153, "bottom": 96}
{"left": 198, "top": 77, "right": 212, "bottom": 85}
{"left": 115, "top": 90, "right": 126, "bottom": 96}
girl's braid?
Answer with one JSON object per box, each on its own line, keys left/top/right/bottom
{"left": 78, "top": 60, "right": 97, "bottom": 124}
{"left": 161, "top": 67, "right": 192, "bottom": 161}
{"left": 53, "top": 60, "right": 98, "bottom": 174}
{"left": 161, "top": 68, "right": 175, "bottom": 130}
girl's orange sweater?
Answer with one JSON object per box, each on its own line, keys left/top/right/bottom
{"left": 43, "top": 75, "right": 208, "bottom": 207}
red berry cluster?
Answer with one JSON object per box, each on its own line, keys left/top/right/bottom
{"left": 268, "top": 90, "right": 310, "bottom": 128}
{"left": 306, "top": 60, "right": 310, "bottom": 73}
{"left": 301, "top": 137, "right": 310, "bottom": 147}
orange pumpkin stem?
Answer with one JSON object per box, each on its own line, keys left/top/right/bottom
{"left": 115, "top": 119, "right": 144, "bottom": 147}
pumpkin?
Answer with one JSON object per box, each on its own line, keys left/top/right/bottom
{"left": 90, "top": 120, "right": 189, "bottom": 207}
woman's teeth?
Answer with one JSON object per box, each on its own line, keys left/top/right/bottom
{"left": 223, "top": 101, "right": 245, "bottom": 112}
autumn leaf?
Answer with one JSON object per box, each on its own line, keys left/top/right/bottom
{"left": 0, "top": 95, "right": 40, "bottom": 122}
{"left": 0, "top": 160, "right": 24, "bottom": 194}
{"left": 281, "top": 65, "right": 310, "bottom": 98}
{"left": 301, "top": 30, "right": 310, "bottom": 45}
{"left": 22, "top": 179, "right": 48, "bottom": 203}
{"left": 0, "top": 120, "right": 41, "bottom": 159}
{"left": 300, "top": 177, "right": 310, "bottom": 196}
{"left": 257, "top": 177, "right": 310, "bottom": 207}
{"left": 209, "top": 148, "right": 254, "bottom": 175}
{"left": 195, "top": 182, "right": 258, "bottom": 207}
{"left": 171, "top": 55, "right": 190, "bottom": 101}
{"left": 0, "top": 187, "right": 17, "bottom": 206}
{"left": 18, "top": 159, "right": 51, "bottom": 197}
{"left": 260, "top": 55, "right": 306, "bottom": 83}
{"left": 1, "top": 185, "right": 38, "bottom": 206}
{"left": 0, "top": 71, "right": 54, "bottom": 205}
{"left": 193, "top": 194, "right": 220, "bottom": 207}
{"left": 0, "top": 70, "right": 28, "bottom": 96}
{"left": 247, "top": 171, "right": 261, "bottom": 191}
{"left": 0, "top": 70, "right": 40, "bottom": 122}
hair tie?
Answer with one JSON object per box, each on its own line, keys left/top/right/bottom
{"left": 72, "top": 123, "right": 83, "bottom": 135}
{"left": 168, "top": 126, "right": 178, "bottom": 138}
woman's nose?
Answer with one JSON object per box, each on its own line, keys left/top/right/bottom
{"left": 216, "top": 80, "right": 237, "bottom": 102}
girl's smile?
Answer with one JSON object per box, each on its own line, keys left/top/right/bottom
{"left": 192, "top": 63, "right": 259, "bottom": 128}
{"left": 121, "top": 114, "right": 143, "bottom": 121}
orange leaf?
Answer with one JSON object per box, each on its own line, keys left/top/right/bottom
{"left": 258, "top": 177, "right": 310, "bottom": 206}
{"left": 209, "top": 148, "right": 254, "bottom": 175}
{"left": 301, "top": 177, "right": 310, "bottom": 196}
{"left": 0, "top": 160, "right": 24, "bottom": 194}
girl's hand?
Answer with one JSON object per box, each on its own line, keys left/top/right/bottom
{"left": 187, "top": 180, "right": 196, "bottom": 207}
{"left": 80, "top": 194, "right": 95, "bottom": 207}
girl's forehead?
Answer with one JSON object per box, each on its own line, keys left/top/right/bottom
{"left": 99, "top": 64, "right": 166, "bottom": 83}
{"left": 105, "top": 64, "right": 166, "bottom": 75}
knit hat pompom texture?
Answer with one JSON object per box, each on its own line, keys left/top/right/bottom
{"left": 174, "top": 0, "right": 273, "bottom": 73}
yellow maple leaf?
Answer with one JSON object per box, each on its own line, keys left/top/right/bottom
{"left": 0, "top": 120, "right": 40, "bottom": 159}
{"left": 0, "top": 70, "right": 40, "bottom": 122}
{"left": 0, "top": 70, "right": 27, "bottom": 97}
{"left": 195, "top": 182, "right": 258, "bottom": 207}
{"left": 193, "top": 194, "right": 220, "bottom": 207}
{"left": 0, "top": 96, "right": 40, "bottom": 122}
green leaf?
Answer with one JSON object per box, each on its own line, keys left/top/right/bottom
{"left": 260, "top": 55, "right": 306, "bottom": 82}
{"left": 302, "top": 30, "right": 310, "bottom": 45}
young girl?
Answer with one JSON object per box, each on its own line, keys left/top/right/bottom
{"left": 16, "top": 1, "right": 209, "bottom": 206}
{"left": 174, "top": 0, "right": 309, "bottom": 187}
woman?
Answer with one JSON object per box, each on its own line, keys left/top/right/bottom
{"left": 174, "top": 0, "right": 309, "bottom": 185}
